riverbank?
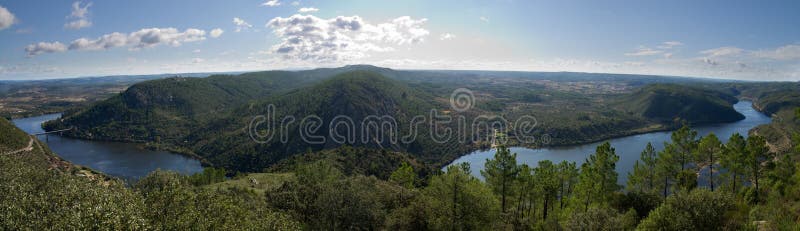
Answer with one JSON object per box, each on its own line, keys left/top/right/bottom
{"left": 12, "top": 113, "right": 204, "bottom": 180}
{"left": 446, "top": 101, "right": 772, "bottom": 182}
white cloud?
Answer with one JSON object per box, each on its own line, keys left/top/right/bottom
{"left": 0, "top": 5, "right": 18, "bottom": 30}
{"left": 625, "top": 47, "right": 662, "bottom": 56}
{"left": 27, "top": 27, "right": 207, "bottom": 56}
{"left": 65, "top": 1, "right": 92, "bottom": 30}
{"left": 298, "top": 7, "right": 318, "bottom": 13}
{"left": 65, "top": 19, "right": 92, "bottom": 30}
{"left": 752, "top": 44, "right": 800, "bottom": 60}
{"left": 439, "top": 33, "right": 455, "bottom": 40}
{"left": 233, "top": 17, "right": 252, "bottom": 32}
{"left": 657, "top": 41, "right": 683, "bottom": 49}
{"left": 700, "top": 46, "right": 743, "bottom": 57}
{"left": 479, "top": 16, "right": 489, "bottom": 23}
{"left": 25, "top": 42, "right": 67, "bottom": 56}
{"left": 192, "top": 49, "right": 201, "bottom": 53}
{"left": 192, "top": 58, "right": 205, "bottom": 64}
{"left": 291, "top": 1, "right": 300, "bottom": 6}
{"left": 267, "top": 14, "right": 429, "bottom": 62}
{"left": 262, "top": 0, "right": 281, "bottom": 7}
{"left": 210, "top": 28, "right": 224, "bottom": 38}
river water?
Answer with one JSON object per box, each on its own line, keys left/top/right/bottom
{"left": 447, "top": 101, "right": 772, "bottom": 184}
{"left": 12, "top": 101, "right": 769, "bottom": 184}
{"left": 12, "top": 113, "right": 203, "bottom": 181}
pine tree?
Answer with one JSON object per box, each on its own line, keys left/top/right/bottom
{"left": 746, "top": 135, "right": 769, "bottom": 202}
{"left": 697, "top": 133, "right": 722, "bottom": 191}
{"left": 671, "top": 124, "right": 698, "bottom": 170}
{"left": 482, "top": 145, "right": 520, "bottom": 213}
{"left": 628, "top": 142, "right": 657, "bottom": 193}
{"left": 655, "top": 144, "right": 680, "bottom": 198}
{"left": 389, "top": 162, "right": 417, "bottom": 189}
{"left": 534, "top": 160, "right": 559, "bottom": 220}
{"left": 573, "top": 142, "right": 619, "bottom": 211}
{"left": 557, "top": 161, "right": 578, "bottom": 210}
{"left": 720, "top": 133, "right": 747, "bottom": 192}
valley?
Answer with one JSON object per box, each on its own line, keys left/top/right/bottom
{"left": 3, "top": 65, "right": 800, "bottom": 230}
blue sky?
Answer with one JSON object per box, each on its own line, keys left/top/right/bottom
{"left": 0, "top": 0, "right": 798, "bottom": 80}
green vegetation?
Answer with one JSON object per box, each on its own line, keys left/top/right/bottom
{"left": 45, "top": 66, "right": 749, "bottom": 177}
{"left": 617, "top": 83, "right": 744, "bottom": 124}
{"left": 1, "top": 116, "right": 299, "bottom": 230}
{"left": 0, "top": 117, "right": 30, "bottom": 153}
{"left": 6, "top": 101, "right": 800, "bottom": 229}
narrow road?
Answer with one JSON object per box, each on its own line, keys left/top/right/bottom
{"left": 2, "top": 136, "right": 35, "bottom": 155}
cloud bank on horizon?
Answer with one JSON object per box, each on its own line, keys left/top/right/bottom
{"left": 0, "top": 0, "right": 798, "bottom": 80}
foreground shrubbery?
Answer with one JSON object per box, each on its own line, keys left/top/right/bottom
{"left": 3, "top": 115, "right": 800, "bottom": 230}
{"left": 0, "top": 153, "right": 299, "bottom": 230}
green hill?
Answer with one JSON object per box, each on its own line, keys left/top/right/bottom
{"left": 618, "top": 84, "right": 744, "bottom": 124}
{"left": 186, "top": 71, "right": 467, "bottom": 172}
{"left": 0, "top": 118, "right": 31, "bottom": 153}
{"left": 43, "top": 70, "right": 359, "bottom": 142}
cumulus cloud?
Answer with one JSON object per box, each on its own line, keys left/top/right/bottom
{"left": 625, "top": 47, "right": 662, "bottom": 56}
{"left": 298, "top": 7, "right": 318, "bottom": 13}
{"left": 233, "top": 17, "right": 252, "bottom": 32}
{"left": 266, "top": 14, "right": 429, "bottom": 62}
{"left": 439, "top": 33, "right": 455, "bottom": 40}
{"left": 0, "top": 5, "right": 17, "bottom": 30}
{"left": 27, "top": 27, "right": 207, "bottom": 56}
{"left": 752, "top": 44, "right": 800, "bottom": 60}
{"left": 700, "top": 46, "right": 743, "bottom": 57}
{"left": 262, "top": 0, "right": 281, "bottom": 7}
{"left": 210, "top": 28, "right": 224, "bottom": 38}
{"left": 25, "top": 42, "right": 67, "bottom": 56}
{"left": 65, "top": 1, "right": 92, "bottom": 30}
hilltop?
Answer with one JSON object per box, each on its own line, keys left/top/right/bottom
{"left": 617, "top": 84, "right": 744, "bottom": 124}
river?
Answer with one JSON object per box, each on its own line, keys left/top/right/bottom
{"left": 12, "top": 113, "right": 203, "bottom": 181}
{"left": 11, "top": 101, "right": 769, "bottom": 184}
{"left": 447, "top": 101, "right": 772, "bottom": 184}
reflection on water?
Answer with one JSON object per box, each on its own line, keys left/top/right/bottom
{"left": 12, "top": 113, "right": 203, "bottom": 181}
{"left": 448, "top": 101, "right": 772, "bottom": 184}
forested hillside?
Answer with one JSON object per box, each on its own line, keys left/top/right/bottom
{"left": 14, "top": 116, "right": 800, "bottom": 229}
{"left": 617, "top": 83, "right": 743, "bottom": 124}
{"left": 45, "top": 66, "right": 754, "bottom": 174}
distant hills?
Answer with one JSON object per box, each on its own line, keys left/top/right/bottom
{"left": 618, "top": 84, "right": 744, "bottom": 124}
{"left": 45, "top": 65, "right": 752, "bottom": 172}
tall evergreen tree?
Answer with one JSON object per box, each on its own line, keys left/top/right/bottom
{"left": 482, "top": 145, "right": 520, "bottom": 213}
{"left": 573, "top": 142, "right": 620, "bottom": 211}
{"left": 655, "top": 144, "right": 680, "bottom": 198}
{"left": 628, "top": 142, "right": 657, "bottom": 193}
{"left": 557, "top": 161, "right": 579, "bottom": 210}
{"left": 720, "top": 133, "right": 747, "bottom": 192}
{"left": 746, "top": 135, "right": 770, "bottom": 202}
{"left": 671, "top": 124, "right": 698, "bottom": 170}
{"left": 423, "top": 163, "right": 500, "bottom": 230}
{"left": 534, "top": 160, "right": 559, "bottom": 220}
{"left": 389, "top": 162, "right": 417, "bottom": 189}
{"left": 697, "top": 133, "right": 723, "bottom": 191}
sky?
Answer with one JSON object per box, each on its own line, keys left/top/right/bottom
{"left": 0, "top": 0, "right": 798, "bottom": 80}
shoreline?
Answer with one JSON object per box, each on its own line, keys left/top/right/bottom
{"left": 438, "top": 100, "right": 768, "bottom": 168}
{"left": 26, "top": 100, "right": 766, "bottom": 174}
